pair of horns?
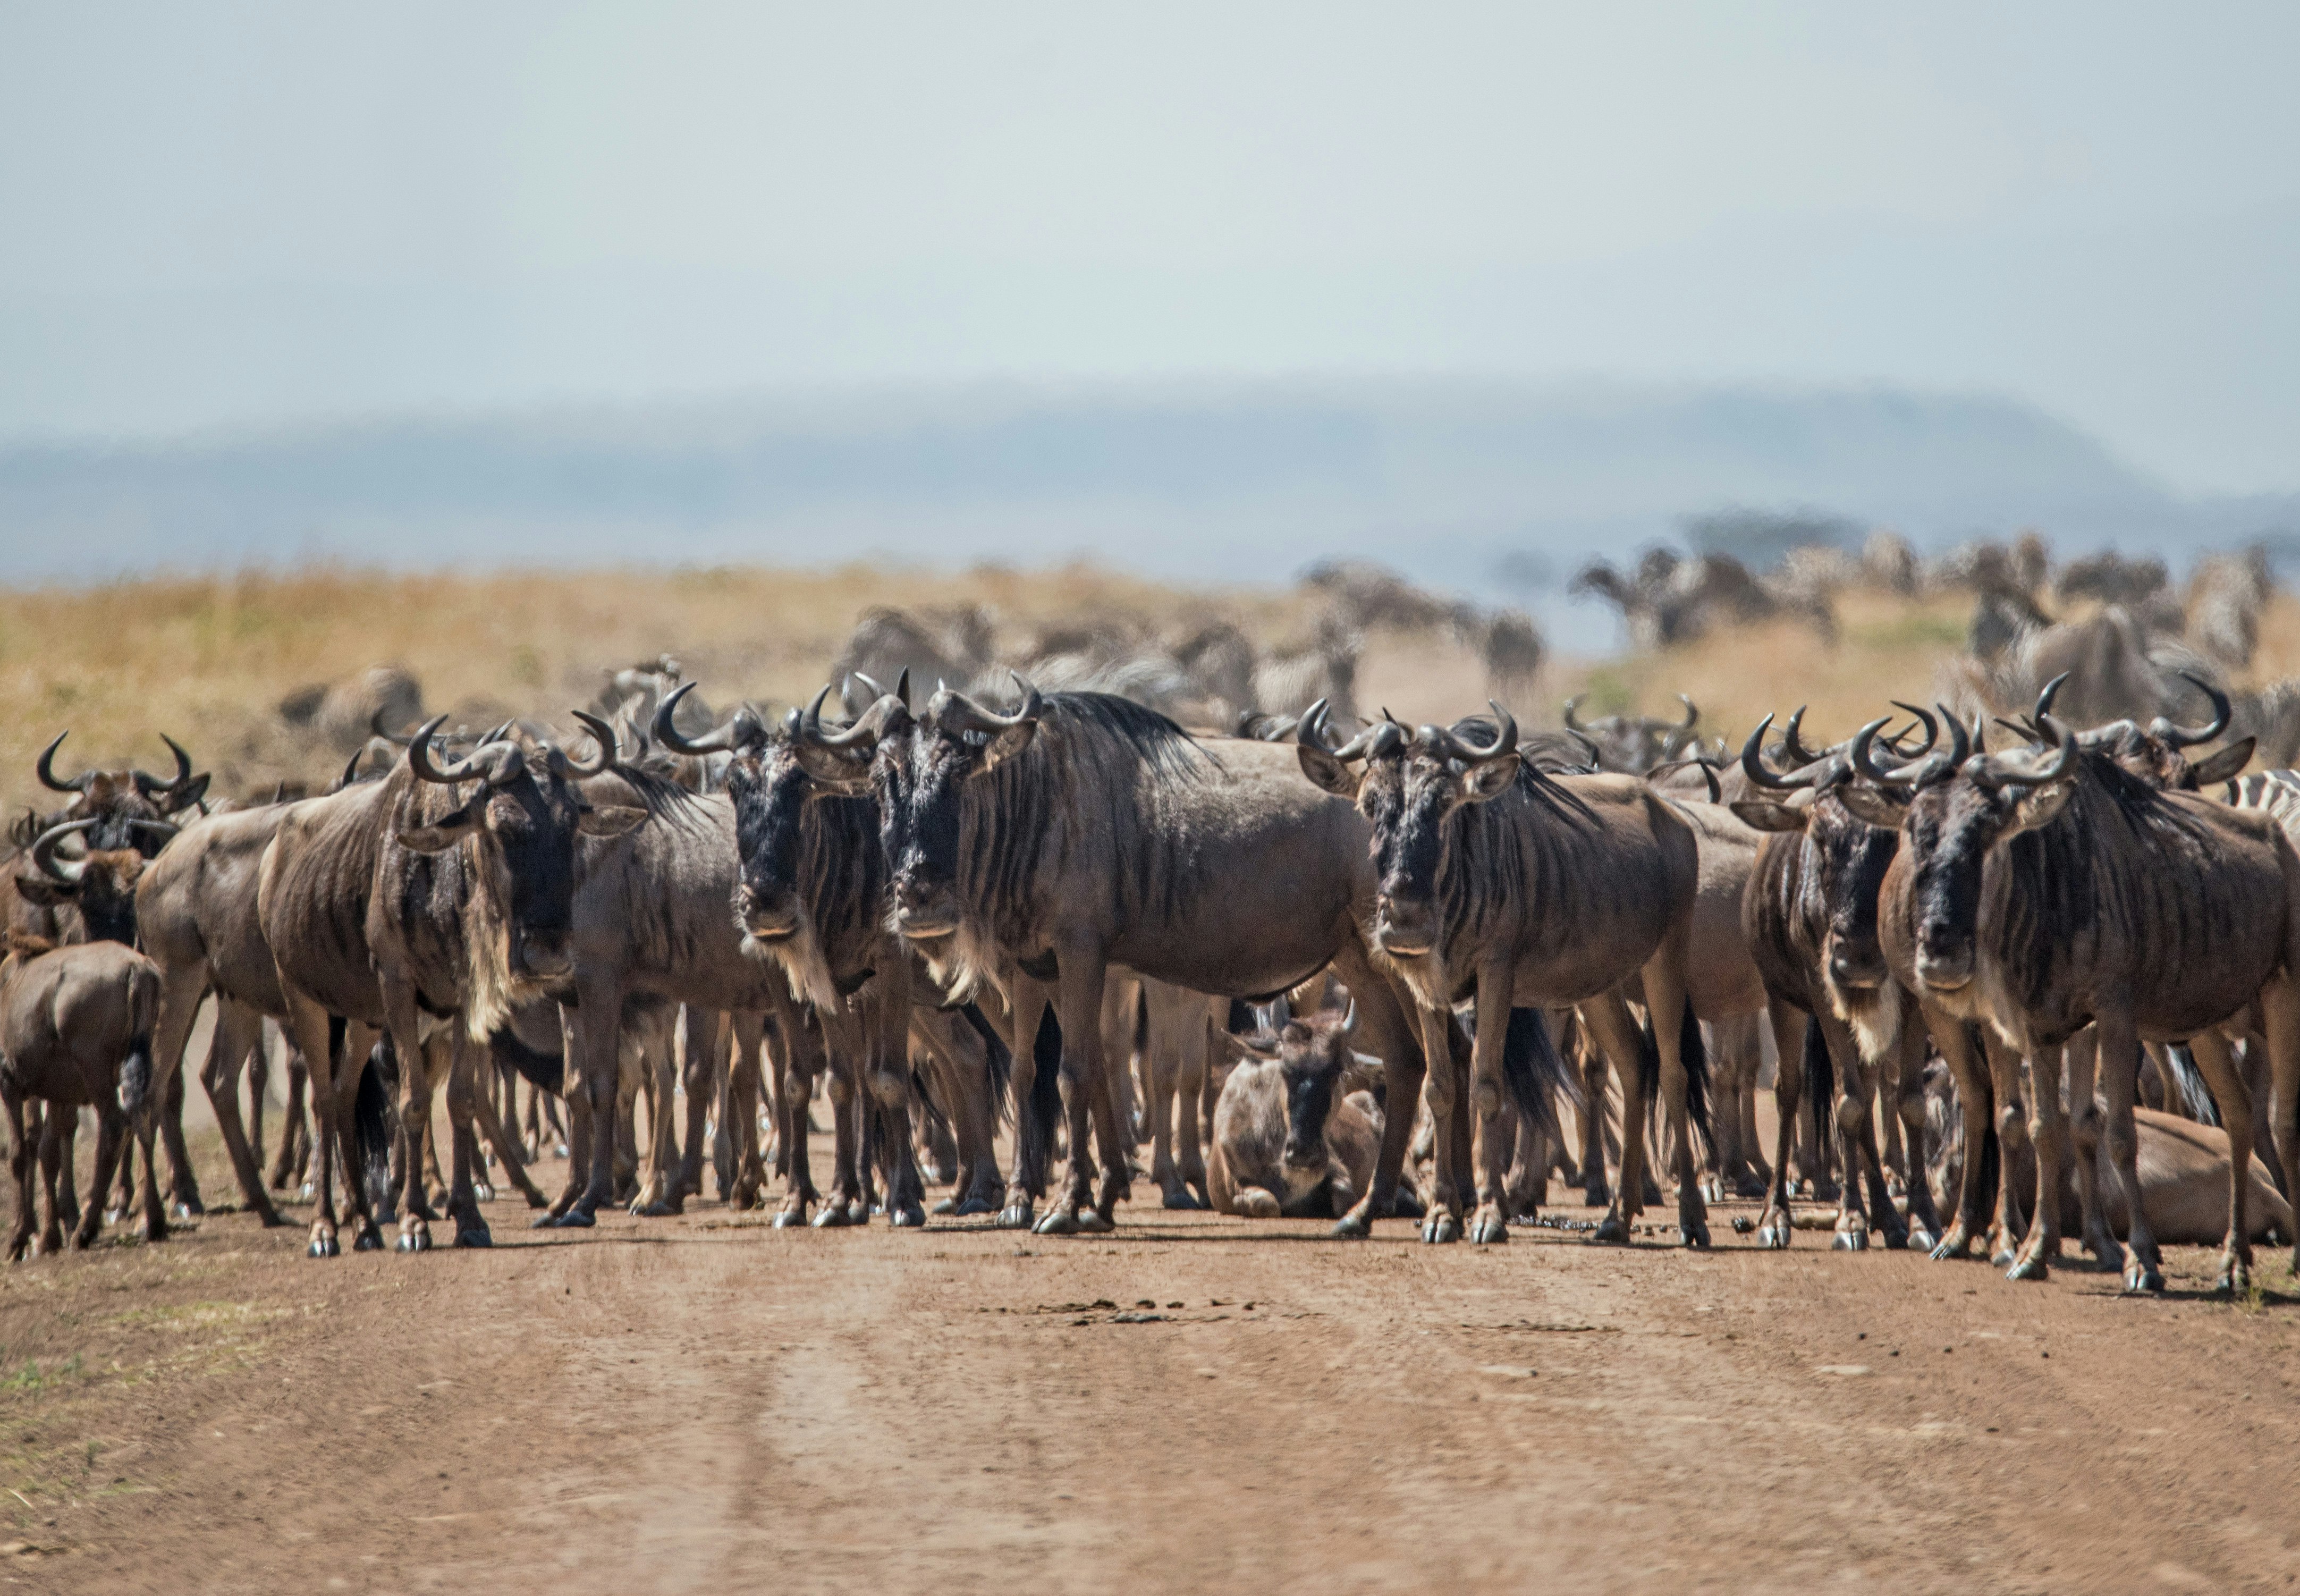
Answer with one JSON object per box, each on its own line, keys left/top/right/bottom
{"left": 26, "top": 816, "right": 176, "bottom": 884}
{"left": 37, "top": 731, "right": 198, "bottom": 800}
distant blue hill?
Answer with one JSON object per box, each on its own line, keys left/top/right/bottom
{"left": 4, "top": 379, "right": 2292, "bottom": 650}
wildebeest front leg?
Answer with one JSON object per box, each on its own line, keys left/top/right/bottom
{"left": 440, "top": 1035, "right": 492, "bottom": 1247}
{"left": 380, "top": 981, "right": 442, "bottom": 1253}
{"left": 1820, "top": 1013, "right": 1898, "bottom": 1252}
{"left": 3, "top": 1093, "right": 32, "bottom": 1262}
{"left": 2183, "top": 1028, "right": 2255, "bottom": 1294}
{"left": 34, "top": 1106, "right": 70, "bottom": 1256}
{"left": 1642, "top": 949, "right": 1709, "bottom": 1248}
{"left": 200, "top": 999, "right": 287, "bottom": 1226}
{"left": 1465, "top": 961, "right": 1520, "bottom": 1244}
{"left": 725, "top": 1010, "right": 770, "bottom": 1210}
{"left": 1412, "top": 1000, "right": 1466, "bottom": 1244}
{"left": 2006, "top": 1040, "right": 2067, "bottom": 1281}
{"left": 1328, "top": 949, "right": 1426, "bottom": 1237}
{"left": 1036, "top": 948, "right": 1112, "bottom": 1235}
{"left": 464, "top": 1058, "right": 546, "bottom": 1209}
{"left": 2094, "top": 1009, "right": 2163, "bottom": 1293}
{"left": 2059, "top": 1026, "right": 2120, "bottom": 1267}
{"left": 1918, "top": 1006, "right": 1992, "bottom": 1260}
{"left": 2257, "top": 972, "right": 2300, "bottom": 1278}
{"left": 1580, "top": 993, "right": 1647, "bottom": 1245}
{"left": 77, "top": 1106, "right": 131, "bottom": 1252}
{"left": 1888, "top": 1005, "right": 1941, "bottom": 1249}
{"left": 556, "top": 974, "right": 624, "bottom": 1228}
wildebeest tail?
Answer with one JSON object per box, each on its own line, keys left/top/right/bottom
{"left": 2165, "top": 1043, "right": 2220, "bottom": 1127}
{"left": 115, "top": 1034, "right": 154, "bottom": 1120}
{"left": 1802, "top": 1015, "right": 1833, "bottom": 1114}
{"left": 1500, "top": 1007, "right": 1571, "bottom": 1145}
{"left": 1678, "top": 1001, "right": 1712, "bottom": 1162}
{"left": 1016, "top": 1006, "right": 1063, "bottom": 1196}
{"left": 352, "top": 1044, "right": 395, "bottom": 1212}
{"left": 959, "top": 1001, "right": 1012, "bottom": 1126}
{"left": 489, "top": 1024, "right": 565, "bottom": 1094}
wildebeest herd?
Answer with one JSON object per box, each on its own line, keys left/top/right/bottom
{"left": 7, "top": 643, "right": 2300, "bottom": 1308}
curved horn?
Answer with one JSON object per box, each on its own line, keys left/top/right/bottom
{"left": 35, "top": 732, "right": 91, "bottom": 794}
{"left": 1561, "top": 695, "right": 1586, "bottom": 733}
{"left": 29, "top": 818, "right": 96, "bottom": 885}
{"left": 2150, "top": 672, "right": 2231, "bottom": 749}
{"left": 799, "top": 684, "right": 883, "bottom": 755}
{"left": 654, "top": 682, "right": 764, "bottom": 756}
{"left": 1297, "top": 698, "right": 1379, "bottom": 763}
{"left": 935, "top": 672, "right": 1045, "bottom": 738}
{"left": 132, "top": 733, "right": 197, "bottom": 799}
{"left": 564, "top": 710, "right": 620, "bottom": 776}
{"left": 369, "top": 710, "right": 415, "bottom": 747}
{"left": 406, "top": 714, "right": 498, "bottom": 784}
{"left": 1780, "top": 705, "right": 1822, "bottom": 767}
{"left": 2033, "top": 671, "right": 2070, "bottom": 724}
{"left": 1678, "top": 694, "right": 1699, "bottom": 729}
{"left": 1419, "top": 702, "right": 1517, "bottom": 764}
{"left": 1849, "top": 717, "right": 1906, "bottom": 788}
{"left": 1887, "top": 702, "right": 1940, "bottom": 759}
{"left": 339, "top": 745, "right": 367, "bottom": 790}
{"left": 1340, "top": 995, "right": 1358, "bottom": 1035}
{"left": 129, "top": 817, "right": 180, "bottom": 845}
{"left": 1978, "top": 714, "right": 2079, "bottom": 789}
{"left": 1739, "top": 715, "right": 1817, "bottom": 791}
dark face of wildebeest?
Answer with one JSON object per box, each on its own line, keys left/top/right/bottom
{"left": 12, "top": 817, "right": 168, "bottom": 945}
{"left": 19, "top": 730, "right": 209, "bottom": 855}
{"left": 393, "top": 713, "right": 643, "bottom": 981}
{"left": 1833, "top": 710, "right": 2079, "bottom": 994}
{"left": 1230, "top": 1007, "right": 1368, "bottom": 1171}
{"left": 861, "top": 677, "right": 1039, "bottom": 944}
{"left": 1300, "top": 707, "right": 1515, "bottom": 959}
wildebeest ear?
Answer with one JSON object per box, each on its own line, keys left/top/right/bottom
{"left": 1342, "top": 1050, "right": 1385, "bottom": 1093}
{"left": 2186, "top": 738, "right": 2254, "bottom": 786}
{"left": 576, "top": 802, "right": 646, "bottom": 839}
{"left": 2004, "top": 779, "right": 2076, "bottom": 839}
{"left": 971, "top": 722, "right": 1038, "bottom": 777}
{"left": 1834, "top": 785, "right": 1908, "bottom": 831}
{"left": 168, "top": 773, "right": 212, "bottom": 813}
{"left": 1221, "top": 1030, "right": 1281, "bottom": 1063}
{"left": 1456, "top": 751, "right": 1521, "bottom": 805}
{"left": 395, "top": 795, "right": 487, "bottom": 854}
{"left": 11, "top": 871, "right": 74, "bottom": 906}
{"left": 1728, "top": 798, "right": 1808, "bottom": 834}
{"left": 790, "top": 748, "right": 876, "bottom": 795}
{"left": 1296, "top": 745, "right": 1363, "bottom": 799}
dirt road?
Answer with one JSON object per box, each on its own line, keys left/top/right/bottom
{"left": 3, "top": 1127, "right": 2298, "bottom": 1595}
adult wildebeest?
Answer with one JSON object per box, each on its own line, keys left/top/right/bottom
{"left": 791, "top": 676, "right": 1437, "bottom": 1238}
{"left": 1561, "top": 695, "right": 1703, "bottom": 774}
{"left": 0, "top": 933, "right": 161, "bottom": 1256}
{"left": 1849, "top": 708, "right": 2300, "bottom": 1291}
{"left": 258, "top": 717, "right": 640, "bottom": 1254}
{"left": 1208, "top": 1004, "right": 1424, "bottom": 1220}
{"left": 1296, "top": 702, "right": 1707, "bottom": 1247}
{"left": 661, "top": 680, "right": 1007, "bottom": 1226}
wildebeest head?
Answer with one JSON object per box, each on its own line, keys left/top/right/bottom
{"left": 2006, "top": 670, "right": 2253, "bottom": 793}
{"left": 1834, "top": 707, "right": 2079, "bottom": 994}
{"left": 13, "top": 816, "right": 171, "bottom": 944}
{"left": 26, "top": 730, "right": 210, "bottom": 854}
{"left": 1729, "top": 705, "right": 1941, "bottom": 1002}
{"left": 1225, "top": 1003, "right": 1376, "bottom": 1171}
{"left": 1561, "top": 694, "right": 1700, "bottom": 774}
{"left": 869, "top": 673, "right": 1041, "bottom": 943}
{"left": 1299, "top": 699, "right": 1518, "bottom": 959}
{"left": 393, "top": 713, "right": 644, "bottom": 981}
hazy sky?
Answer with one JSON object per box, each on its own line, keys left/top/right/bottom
{"left": 3, "top": 4, "right": 2294, "bottom": 493}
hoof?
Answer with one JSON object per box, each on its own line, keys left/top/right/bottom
{"left": 1756, "top": 1223, "right": 1789, "bottom": 1248}
{"left": 299, "top": 1181, "right": 315, "bottom": 1201}
{"left": 994, "top": 1203, "right": 1035, "bottom": 1230}
{"left": 1681, "top": 1220, "right": 1711, "bottom": 1249}
{"left": 1830, "top": 1227, "right": 1868, "bottom": 1252}
{"left": 889, "top": 1203, "right": 927, "bottom": 1229}
{"left": 1161, "top": 1188, "right": 1203, "bottom": 1211}
{"left": 453, "top": 1227, "right": 493, "bottom": 1249}
{"left": 1930, "top": 1234, "right": 1971, "bottom": 1262}
{"left": 952, "top": 1195, "right": 997, "bottom": 1217}
{"left": 1331, "top": 1211, "right": 1371, "bottom": 1239}
{"left": 530, "top": 1213, "right": 562, "bottom": 1229}
{"left": 931, "top": 1197, "right": 958, "bottom": 1216}
{"left": 1422, "top": 1212, "right": 1462, "bottom": 1245}
{"left": 638, "top": 1201, "right": 677, "bottom": 1219}
{"left": 1033, "top": 1208, "right": 1081, "bottom": 1236}
{"left": 1583, "top": 1186, "right": 1610, "bottom": 1210}
{"left": 396, "top": 1230, "right": 430, "bottom": 1254}
{"left": 307, "top": 1231, "right": 341, "bottom": 1259}
{"left": 472, "top": 1181, "right": 496, "bottom": 1204}
{"left": 2006, "top": 1251, "right": 2050, "bottom": 1281}
{"left": 1882, "top": 1228, "right": 1910, "bottom": 1252}
{"left": 1591, "top": 1215, "right": 1631, "bottom": 1245}
{"left": 1077, "top": 1209, "right": 1116, "bottom": 1234}
{"left": 771, "top": 1207, "right": 808, "bottom": 1229}
{"left": 810, "top": 1204, "right": 852, "bottom": 1229}
{"left": 1734, "top": 1174, "right": 1770, "bottom": 1200}
{"left": 2123, "top": 1259, "right": 2166, "bottom": 1294}
{"left": 2216, "top": 1260, "right": 2251, "bottom": 1295}
{"left": 553, "top": 1210, "right": 597, "bottom": 1229}
{"left": 1469, "top": 1214, "right": 1508, "bottom": 1246}
{"left": 553, "top": 1143, "right": 570, "bottom": 1160}
{"left": 351, "top": 1223, "right": 385, "bottom": 1252}
{"left": 171, "top": 1198, "right": 202, "bottom": 1220}
{"left": 104, "top": 1207, "right": 127, "bottom": 1228}
{"left": 1906, "top": 1225, "right": 1939, "bottom": 1254}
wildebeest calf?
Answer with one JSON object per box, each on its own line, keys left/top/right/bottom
{"left": 0, "top": 934, "right": 163, "bottom": 1256}
{"left": 1208, "top": 1009, "right": 1424, "bottom": 1220}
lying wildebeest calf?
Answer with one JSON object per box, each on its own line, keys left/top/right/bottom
{"left": 1209, "top": 1007, "right": 1426, "bottom": 1221}
{"left": 0, "top": 933, "right": 162, "bottom": 1256}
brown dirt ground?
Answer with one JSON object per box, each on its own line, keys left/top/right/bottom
{"left": 3, "top": 1109, "right": 2299, "bottom": 1596}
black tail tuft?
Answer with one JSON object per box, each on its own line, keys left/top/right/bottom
{"left": 1975, "top": 1113, "right": 2001, "bottom": 1220}
{"left": 116, "top": 1036, "right": 154, "bottom": 1120}
{"left": 960, "top": 1002, "right": 1013, "bottom": 1126}
{"left": 1500, "top": 1007, "right": 1571, "bottom": 1146}
{"left": 1015, "top": 1006, "right": 1063, "bottom": 1197}
{"left": 1635, "top": 1010, "right": 1661, "bottom": 1145}
{"left": 489, "top": 1024, "right": 565, "bottom": 1095}
{"left": 1801, "top": 1014, "right": 1833, "bottom": 1114}
{"left": 1678, "top": 1002, "right": 1712, "bottom": 1162}
{"left": 2166, "top": 1044, "right": 2220, "bottom": 1126}
{"left": 352, "top": 1045, "right": 395, "bottom": 1212}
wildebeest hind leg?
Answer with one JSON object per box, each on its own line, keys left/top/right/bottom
{"left": 2094, "top": 1011, "right": 2163, "bottom": 1292}
{"left": 2185, "top": 1029, "right": 2255, "bottom": 1294}
{"left": 2258, "top": 972, "right": 2300, "bottom": 1276}
{"left": 442, "top": 1038, "right": 492, "bottom": 1247}
{"left": 1465, "top": 961, "right": 1520, "bottom": 1244}
{"left": 1324, "top": 948, "right": 1424, "bottom": 1236}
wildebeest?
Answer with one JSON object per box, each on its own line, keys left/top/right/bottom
{"left": 1208, "top": 1005, "right": 1423, "bottom": 1221}
{"left": 1561, "top": 695, "right": 1702, "bottom": 775}
{"left": 1297, "top": 702, "right": 1706, "bottom": 1247}
{"left": 1851, "top": 708, "right": 2300, "bottom": 1291}
{"left": 0, "top": 933, "right": 162, "bottom": 1256}
{"left": 792, "top": 676, "right": 1439, "bottom": 1238}
{"left": 258, "top": 717, "right": 640, "bottom": 1254}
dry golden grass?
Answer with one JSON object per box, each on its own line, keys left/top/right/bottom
{"left": 8, "top": 564, "right": 2289, "bottom": 823}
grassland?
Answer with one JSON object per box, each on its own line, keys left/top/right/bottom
{"left": 5, "top": 561, "right": 2297, "bottom": 820}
